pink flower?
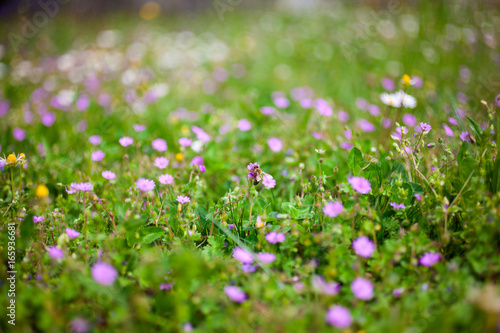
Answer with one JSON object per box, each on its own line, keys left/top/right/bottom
{"left": 389, "top": 202, "right": 406, "bottom": 210}
{"left": 136, "top": 178, "right": 155, "bottom": 192}
{"left": 47, "top": 246, "right": 64, "bottom": 260}
{"left": 154, "top": 157, "right": 169, "bottom": 169}
{"left": 33, "top": 216, "right": 44, "bottom": 223}
{"left": 159, "top": 174, "right": 174, "bottom": 185}
{"left": 420, "top": 122, "right": 432, "bottom": 132}
{"left": 262, "top": 176, "right": 276, "bottom": 188}
{"left": 323, "top": 201, "right": 344, "bottom": 217}
{"left": 325, "top": 306, "right": 352, "bottom": 328}
{"left": 224, "top": 285, "right": 247, "bottom": 303}
{"left": 91, "top": 262, "right": 118, "bottom": 286}
{"left": 102, "top": 171, "right": 116, "bottom": 180}
{"left": 312, "top": 275, "right": 340, "bottom": 295}
{"left": 352, "top": 236, "right": 375, "bottom": 258}
{"left": 237, "top": 119, "right": 252, "bottom": 131}
{"left": 13, "top": 128, "right": 26, "bottom": 141}
{"left": 91, "top": 150, "right": 105, "bottom": 161}
{"left": 419, "top": 252, "right": 441, "bottom": 267}
{"left": 119, "top": 137, "right": 134, "bottom": 147}
{"left": 190, "top": 156, "right": 204, "bottom": 166}
{"left": 267, "top": 137, "right": 283, "bottom": 152}
{"left": 233, "top": 247, "right": 254, "bottom": 264}
{"left": 265, "top": 231, "right": 285, "bottom": 244}
{"left": 191, "top": 126, "right": 210, "bottom": 142}
{"left": 176, "top": 196, "right": 190, "bottom": 204}
{"left": 133, "top": 124, "right": 146, "bottom": 132}
{"left": 65, "top": 228, "right": 80, "bottom": 239}
{"left": 315, "top": 98, "right": 333, "bottom": 116}
{"left": 178, "top": 137, "right": 192, "bottom": 147}
{"left": 42, "top": 112, "right": 56, "bottom": 127}
{"left": 348, "top": 176, "right": 371, "bottom": 194}
{"left": 351, "top": 277, "right": 374, "bottom": 300}
{"left": 402, "top": 114, "right": 417, "bottom": 127}
{"left": 257, "top": 252, "right": 276, "bottom": 264}
{"left": 415, "top": 193, "right": 423, "bottom": 201}
{"left": 152, "top": 139, "right": 167, "bottom": 152}
{"left": 460, "top": 131, "right": 470, "bottom": 142}
{"left": 199, "top": 165, "right": 206, "bottom": 173}
{"left": 260, "top": 106, "right": 275, "bottom": 115}
{"left": 443, "top": 123, "right": 454, "bottom": 137}
{"left": 357, "top": 119, "right": 376, "bottom": 133}
{"left": 89, "top": 135, "right": 102, "bottom": 145}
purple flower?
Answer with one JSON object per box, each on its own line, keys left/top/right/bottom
{"left": 260, "top": 106, "right": 275, "bottom": 115}
{"left": 133, "top": 124, "right": 146, "bottom": 132}
{"left": 348, "top": 176, "right": 371, "bottom": 194}
{"left": 265, "top": 231, "right": 286, "bottom": 244}
{"left": 237, "top": 119, "right": 251, "bottom": 131}
{"left": 356, "top": 98, "right": 368, "bottom": 110}
{"left": 152, "top": 138, "right": 167, "bottom": 152}
{"left": 389, "top": 202, "right": 406, "bottom": 210}
{"left": 460, "top": 131, "right": 470, "bottom": 142}
{"left": 448, "top": 117, "right": 458, "bottom": 125}
{"left": 381, "top": 77, "right": 395, "bottom": 91}
{"left": 154, "top": 157, "right": 169, "bottom": 169}
{"left": 351, "top": 277, "right": 374, "bottom": 300}
{"left": 415, "top": 193, "right": 423, "bottom": 201}
{"left": 402, "top": 114, "right": 417, "bottom": 127}
{"left": 312, "top": 275, "right": 340, "bottom": 295}
{"left": 70, "top": 317, "right": 90, "bottom": 333}
{"left": 338, "top": 110, "right": 349, "bottom": 122}
{"left": 91, "top": 262, "right": 118, "bottom": 286}
{"left": 323, "top": 201, "right": 344, "bottom": 217}
{"left": 357, "top": 119, "right": 376, "bottom": 133}
{"left": 89, "top": 135, "right": 102, "bottom": 146}
{"left": 267, "top": 137, "right": 283, "bottom": 152}
{"left": 224, "top": 285, "right": 247, "bottom": 303}
{"left": 67, "top": 182, "right": 93, "bottom": 193}
{"left": 191, "top": 126, "right": 210, "bottom": 142}
{"left": 91, "top": 150, "right": 105, "bottom": 161}
{"left": 178, "top": 137, "right": 192, "bottom": 147}
{"left": 315, "top": 98, "right": 333, "bottom": 117}
{"left": 420, "top": 122, "right": 432, "bottom": 132}
{"left": 368, "top": 104, "right": 380, "bottom": 116}
{"left": 102, "top": 171, "right": 116, "bottom": 180}
{"left": 393, "top": 287, "right": 405, "bottom": 298}
{"left": 311, "top": 132, "right": 323, "bottom": 140}
{"left": 136, "top": 178, "right": 155, "bottom": 192}
{"left": 76, "top": 94, "right": 90, "bottom": 111}
{"left": 47, "top": 246, "right": 64, "bottom": 260}
{"left": 66, "top": 228, "right": 80, "bottom": 239}
{"left": 33, "top": 216, "right": 44, "bottom": 223}
{"left": 160, "top": 283, "right": 173, "bottom": 290}
{"left": 119, "top": 137, "right": 134, "bottom": 147}
{"left": 241, "top": 264, "right": 256, "bottom": 273}
{"left": 232, "top": 247, "right": 254, "bottom": 264}
{"left": 42, "top": 112, "right": 56, "bottom": 127}
{"left": 190, "top": 156, "right": 204, "bottom": 166}
{"left": 199, "top": 165, "right": 206, "bottom": 173}
{"left": 352, "top": 236, "right": 376, "bottom": 258}
{"left": 159, "top": 174, "right": 174, "bottom": 185}
{"left": 176, "top": 195, "right": 190, "bottom": 204}
{"left": 443, "top": 123, "right": 454, "bottom": 137}
{"left": 13, "top": 128, "right": 26, "bottom": 141}
{"left": 262, "top": 176, "right": 276, "bottom": 188}
{"left": 419, "top": 252, "right": 441, "bottom": 267}
{"left": 325, "top": 306, "right": 352, "bottom": 328}
{"left": 257, "top": 252, "right": 276, "bottom": 264}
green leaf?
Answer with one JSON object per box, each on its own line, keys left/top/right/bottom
{"left": 391, "top": 162, "right": 409, "bottom": 182}
{"left": 457, "top": 142, "right": 469, "bottom": 164}
{"left": 459, "top": 157, "right": 478, "bottom": 181}
{"left": 465, "top": 116, "right": 483, "bottom": 142}
{"left": 348, "top": 147, "right": 363, "bottom": 175}
{"left": 141, "top": 229, "right": 166, "bottom": 244}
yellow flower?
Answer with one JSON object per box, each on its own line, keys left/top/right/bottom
{"left": 256, "top": 216, "right": 265, "bottom": 229}
{"left": 181, "top": 125, "right": 190, "bottom": 136}
{"left": 175, "top": 153, "right": 183, "bottom": 161}
{"left": 401, "top": 74, "right": 411, "bottom": 88}
{"left": 1, "top": 152, "right": 27, "bottom": 167}
{"left": 35, "top": 184, "right": 49, "bottom": 198}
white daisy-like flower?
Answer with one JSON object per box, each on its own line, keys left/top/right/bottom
{"left": 380, "top": 92, "right": 402, "bottom": 107}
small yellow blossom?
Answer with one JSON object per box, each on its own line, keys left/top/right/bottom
{"left": 402, "top": 74, "right": 411, "bottom": 87}
{"left": 176, "top": 153, "right": 183, "bottom": 161}
{"left": 35, "top": 184, "right": 49, "bottom": 198}
{"left": 256, "top": 216, "right": 265, "bottom": 229}
{"left": 181, "top": 125, "right": 190, "bottom": 136}
{"left": 1, "top": 152, "right": 27, "bottom": 167}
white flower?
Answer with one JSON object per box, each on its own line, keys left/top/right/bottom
{"left": 380, "top": 92, "right": 402, "bottom": 107}
{"left": 191, "top": 140, "right": 204, "bottom": 153}
{"left": 401, "top": 92, "right": 417, "bottom": 108}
